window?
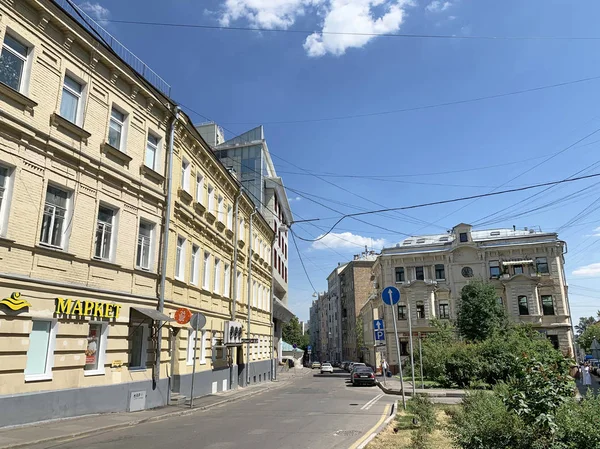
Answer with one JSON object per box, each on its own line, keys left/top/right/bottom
{"left": 536, "top": 257, "right": 549, "bottom": 274}
{"left": 195, "top": 173, "right": 204, "bottom": 203}
{"left": 415, "top": 266, "right": 424, "bottom": 281}
{"left": 227, "top": 205, "right": 233, "bottom": 229}
{"left": 94, "top": 206, "right": 115, "bottom": 260}
{"left": 214, "top": 257, "right": 221, "bottom": 294}
{"left": 548, "top": 335, "right": 559, "bottom": 350}
{"left": 202, "top": 251, "right": 211, "bottom": 290}
{"left": 439, "top": 303, "right": 450, "bottom": 319}
{"left": 84, "top": 322, "right": 108, "bottom": 376}
{"left": 40, "top": 185, "right": 69, "bottom": 248}
{"left": 541, "top": 295, "right": 555, "bottom": 316}
{"left": 459, "top": 232, "right": 468, "bottom": 242}
{"left": 108, "top": 107, "right": 126, "bottom": 150}
{"left": 435, "top": 264, "right": 445, "bottom": 280}
{"left": 187, "top": 330, "right": 208, "bottom": 365}
{"left": 395, "top": 267, "right": 405, "bottom": 283}
{"left": 0, "top": 33, "right": 29, "bottom": 92}
{"left": 252, "top": 280, "right": 257, "bottom": 307}
{"left": 224, "top": 263, "right": 231, "bottom": 298}
{"left": 513, "top": 265, "right": 523, "bottom": 275}
{"left": 190, "top": 244, "right": 200, "bottom": 285}
{"left": 397, "top": 304, "right": 407, "bottom": 320}
{"left": 236, "top": 270, "right": 242, "bottom": 301}
{"left": 498, "top": 297, "right": 504, "bottom": 306}
{"left": 217, "top": 195, "right": 224, "bottom": 222}
{"left": 518, "top": 295, "right": 529, "bottom": 315}
{"left": 416, "top": 302, "right": 425, "bottom": 319}
{"left": 60, "top": 75, "right": 83, "bottom": 124}
{"left": 129, "top": 322, "right": 149, "bottom": 369}
{"left": 239, "top": 218, "right": 245, "bottom": 241}
{"left": 181, "top": 158, "right": 190, "bottom": 192}
{"left": 136, "top": 220, "right": 154, "bottom": 270}
{"left": 207, "top": 185, "right": 215, "bottom": 214}
{"left": 175, "top": 236, "right": 186, "bottom": 281}
{"left": 145, "top": 134, "right": 159, "bottom": 171}
{"left": 25, "top": 320, "right": 57, "bottom": 381}
{"left": 489, "top": 261, "right": 501, "bottom": 278}
{"left": 0, "top": 165, "right": 12, "bottom": 234}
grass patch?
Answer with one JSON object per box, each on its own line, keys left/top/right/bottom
{"left": 366, "top": 405, "right": 457, "bottom": 449}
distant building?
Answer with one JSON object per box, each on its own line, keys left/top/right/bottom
{"left": 309, "top": 301, "right": 321, "bottom": 361}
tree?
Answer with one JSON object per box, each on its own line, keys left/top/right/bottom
{"left": 456, "top": 280, "right": 507, "bottom": 342}
{"left": 282, "top": 316, "right": 305, "bottom": 348}
{"left": 578, "top": 323, "right": 600, "bottom": 352}
{"left": 576, "top": 316, "right": 596, "bottom": 338}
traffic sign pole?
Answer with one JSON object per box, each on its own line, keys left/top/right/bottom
{"left": 406, "top": 302, "right": 416, "bottom": 398}
{"left": 190, "top": 317, "right": 199, "bottom": 408}
{"left": 418, "top": 332, "right": 424, "bottom": 390}
{"left": 391, "top": 297, "right": 407, "bottom": 410}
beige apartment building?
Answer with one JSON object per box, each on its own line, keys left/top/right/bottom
{"left": 363, "top": 223, "right": 574, "bottom": 373}
{"left": 0, "top": 0, "right": 273, "bottom": 427}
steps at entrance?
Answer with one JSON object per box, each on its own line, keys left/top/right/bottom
{"left": 169, "top": 393, "right": 187, "bottom": 406}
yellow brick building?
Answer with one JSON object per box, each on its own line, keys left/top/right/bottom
{"left": 0, "top": 0, "right": 274, "bottom": 427}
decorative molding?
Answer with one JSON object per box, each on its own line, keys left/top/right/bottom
{"left": 38, "top": 14, "right": 49, "bottom": 30}
{"left": 63, "top": 33, "right": 74, "bottom": 50}
{"left": 193, "top": 201, "right": 206, "bottom": 215}
{"left": 131, "top": 86, "right": 139, "bottom": 100}
{"left": 101, "top": 142, "right": 132, "bottom": 165}
{"left": 178, "top": 188, "right": 193, "bottom": 203}
{"left": 110, "top": 70, "right": 119, "bottom": 85}
{"left": 0, "top": 82, "right": 38, "bottom": 111}
{"left": 140, "top": 165, "right": 165, "bottom": 184}
{"left": 50, "top": 113, "right": 91, "bottom": 140}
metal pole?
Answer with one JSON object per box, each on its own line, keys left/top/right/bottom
{"left": 189, "top": 319, "right": 199, "bottom": 408}
{"left": 157, "top": 106, "right": 180, "bottom": 402}
{"left": 418, "top": 332, "right": 424, "bottom": 390}
{"left": 246, "top": 209, "right": 257, "bottom": 385}
{"left": 391, "top": 302, "right": 406, "bottom": 410}
{"left": 269, "top": 231, "right": 277, "bottom": 381}
{"left": 407, "top": 301, "right": 416, "bottom": 397}
{"left": 231, "top": 189, "right": 243, "bottom": 320}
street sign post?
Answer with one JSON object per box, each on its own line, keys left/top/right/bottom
{"left": 189, "top": 312, "right": 206, "bottom": 408}
{"left": 174, "top": 307, "right": 192, "bottom": 325}
{"left": 382, "top": 286, "right": 406, "bottom": 409}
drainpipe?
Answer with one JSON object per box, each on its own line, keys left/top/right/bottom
{"left": 157, "top": 106, "right": 180, "bottom": 399}
{"left": 231, "top": 188, "right": 243, "bottom": 320}
{"left": 246, "top": 208, "right": 258, "bottom": 385}
{"left": 269, "top": 230, "right": 277, "bottom": 381}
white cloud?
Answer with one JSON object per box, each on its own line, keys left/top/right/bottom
{"left": 592, "top": 227, "right": 600, "bottom": 237}
{"left": 288, "top": 196, "right": 302, "bottom": 202}
{"left": 572, "top": 263, "right": 600, "bottom": 277}
{"left": 311, "top": 231, "right": 387, "bottom": 250}
{"left": 426, "top": 0, "right": 451, "bottom": 12}
{"left": 79, "top": 2, "right": 110, "bottom": 26}
{"left": 218, "top": 0, "right": 412, "bottom": 57}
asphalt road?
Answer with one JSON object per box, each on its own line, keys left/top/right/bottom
{"left": 30, "top": 369, "right": 395, "bottom": 449}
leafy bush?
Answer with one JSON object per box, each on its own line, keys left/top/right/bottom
{"left": 407, "top": 394, "right": 436, "bottom": 449}
{"left": 555, "top": 392, "right": 600, "bottom": 448}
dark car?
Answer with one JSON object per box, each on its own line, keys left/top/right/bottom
{"left": 351, "top": 367, "right": 376, "bottom": 386}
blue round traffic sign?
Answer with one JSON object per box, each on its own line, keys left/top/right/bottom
{"left": 382, "top": 286, "right": 401, "bottom": 305}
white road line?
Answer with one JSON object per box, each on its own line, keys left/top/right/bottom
{"left": 360, "top": 393, "right": 384, "bottom": 410}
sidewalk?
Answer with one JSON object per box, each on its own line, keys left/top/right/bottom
{"left": 376, "top": 375, "right": 466, "bottom": 398}
{"left": 0, "top": 377, "right": 297, "bottom": 449}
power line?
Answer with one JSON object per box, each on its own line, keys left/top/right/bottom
{"left": 290, "top": 229, "right": 317, "bottom": 295}
{"left": 104, "top": 18, "right": 600, "bottom": 41}
{"left": 290, "top": 172, "right": 600, "bottom": 241}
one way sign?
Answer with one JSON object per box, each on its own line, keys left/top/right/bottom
{"left": 374, "top": 320, "right": 385, "bottom": 341}
{"left": 374, "top": 319, "right": 384, "bottom": 330}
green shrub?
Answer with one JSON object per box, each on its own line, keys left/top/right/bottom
{"left": 407, "top": 394, "right": 437, "bottom": 449}
{"left": 555, "top": 392, "right": 600, "bottom": 448}
{"left": 444, "top": 343, "right": 483, "bottom": 388}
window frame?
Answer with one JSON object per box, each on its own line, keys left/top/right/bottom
{"left": 489, "top": 261, "right": 501, "bottom": 278}
{"left": 181, "top": 157, "right": 191, "bottom": 193}
{"left": 39, "top": 184, "right": 71, "bottom": 250}
{"left": 217, "top": 194, "right": 224, "bottom": 223}
{"left": 24, "top": 319, "right": 58, "bottom": 382}
{"left": 416, "top": 302, "right": 425, "bottom": 319}
{"left": 227, "top": 205, "right": 233, "bottom": 229}
{"left": 224, "top": 263, "right": 231, "bottom": 298}
{"left": 518, "top": 295, "right": 529, "bottom": 315}
{"left": 136, "top": 219, "right": 154, "bottom": 271}
{"left": 175, "top": 235, "right": 186, "bottom": 281}
{"left": 202, "top": 251, "right": 211, "bottom": 290}
{"left": 415, "top": 266, "right": 425, "bottom": 281}
{"left": 541, "top": 295, "right": 555, "bottom": 316}
{"left": 207, "top": 184, "right": 215, "bottom": 214}
{"left": 459, "top": 232, "right": 468, "bottom": 242}
{"left": 190, "top": 244, "right": 200, "bottom": 285}
{"left": 213, "top": 257, "right": 221, "bottom": 294}
{"left": 434, "top": 264, "right": 445, "bottom": 280}
{"left": 536, "top": 257, "right": 549, "bottom": 274}
{"left": 0, "top": 32, "right": 32, "bottom": 94}
{"left": 195, "top": 173, "right": 204, "bottom": 204}
{"left": 0, "top": 164, "right": 14, "bottom": 236}
{"left": 438, "top": 303, "right": 450, "bottom": 319}
{"left": 94, "top": 204, "right": 117, "bottom": 262}
{"left": 83, "top": 321, "right": 109, "bottom": 376}
{"left": 145, "top": 132, "right": 160, "bottom": 171}
{"left": 397, "top": 304, "right": 407, "bottom": 320}
{"left": 128, "top": 321, "right": 149, "bottom": 371}
{"left": 108, "top": 106, "right": 127, "bottom": 151}
{"left": 395, "top": 267, "right": 405, "bottom": 283}
{"left": 59, "top": 73, "right": 85, "bottom": 125}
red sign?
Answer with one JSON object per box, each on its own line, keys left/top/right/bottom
{"left": 174, "top": 308, "right": 192, "bottom": 324}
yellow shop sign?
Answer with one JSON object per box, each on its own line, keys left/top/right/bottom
{"left": 55, "top": 297, "right": 122, "bottom": 319}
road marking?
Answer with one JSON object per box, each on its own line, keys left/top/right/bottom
{"left": 360, "top": 393, "right": 384, "bottom": 410}
{"left": 348, "top": 404, "right": 391, "bottom": 449}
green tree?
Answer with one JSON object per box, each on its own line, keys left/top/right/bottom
{"left": 282, "top": 316, "right": 304, "bottom": 347}
{"left": 577, "top": 323, "right": 600, "bottom": 352}
{"left": 575, "top": 316, "right": 596, "bottom": 338}
{"left": 457, "top": 280, "right": 507, "bottom": 342}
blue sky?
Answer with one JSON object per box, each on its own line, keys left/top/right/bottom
{"left": 80, "top": 0, "right": 600, "bottom": 323}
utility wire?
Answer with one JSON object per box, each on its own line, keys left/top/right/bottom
{"left": 290, "top": 172, "right": 600, "bottom": 241}
{"left": 290, "top": 229, "right": 317, "bottom": 295}
{"left": 104, "top": 18, "right": 600, "bottom": 41}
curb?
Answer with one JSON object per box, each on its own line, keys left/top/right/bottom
{"left": 0, "top": 380, "right": 288, "bottom": 449}
{"left": 356, "top": 401, "right": 397, "bottom": 449}
{"left": 375, "top": 381, "right": 466, "bottom": 398}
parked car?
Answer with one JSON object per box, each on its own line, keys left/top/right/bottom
{"left": 349, "top": 362, "right": 366, "bottom": 374}
{"left": 341, "top": 361, "right": 351, "bottom": 371}
{"left": 352, "top": 367, "right": 376, "bottom": 386}
{"left": 311, "top": 361, "right": 321, "bottom": 369}
{"left": 320, "top": 362, "right": 334, "bottom": 374}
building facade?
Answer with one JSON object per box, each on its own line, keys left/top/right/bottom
{"left": 369, "top": 223, "right": 574, "bottom": 373}
{"left": 0, "top": 0, "right": 274, "bottom": 427}
{"left": 309, "top": 300, "right": 320, "bottom": 361}
{"left": 325, "top": 264, "right": 346, "bottom": 362}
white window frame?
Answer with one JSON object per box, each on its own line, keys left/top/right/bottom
{"left": 60, "top": 73, "right": 85, "bottom": 126}
{"left": 217, "top": 195, "right": 224, "bottom": 223}
{"left": 239, "top": 218, "right": 245, "bottom": 241}
{"left": 181, "top": 157, "right": 191, "bottom": 193}
{"left": 252, "top": 280, "right": 257, "bottom": 308}
{"left": 224, "top": 263, "right": 231, "bottom": 298}
{"left": 200, "top": 330, "right": 207, "bottom": 364}
{"left": 129, "top": 322, "right": 149, "bottom": 370}
{"left": 175, "top": 235, "right": 186, "bottom": 281}
{"left": 187, "top": 329, "right": 197, "bottom": 366}
{"left": 207, "top": 184, "right": 215, "bottom": 215}
{"left": 136, "top": 219, "right": 154, "bottom": 271}
{"left": 1, "top": 32, "right": 32, "bottom": 94}
{"left": 108, "top": 106, "right": 127, "bottom": 151}
{"left": 196, "top": 173, "right": 204, "bottom": 204}
{"left": 227, "top": 205, "right": 233, "bottom": 230}
{"left": 0, "top": 164, "right": 14, "bottom": 237}
{"left": 145, "top": 132, "right": 160, "bottom": 171}
{"left": 39, "top": 184, "right": 72, "bottom": 250}
{"left": 214, "top": 257, "right": 221, "bottom": 294}
{"left": 94, "top": 204, "right": 117, "bottom": 262}
{"left": 24, "top": 319, "right": 58, "bottom": 382}
{"left": 202, "top": 251, "right": 211, "bottom": 290}
{"left": 190, "top": 244, "right": 200, "bottom": 285}
{"left": 236, "top": 270, "right": 242, "bottom": 301}
{"left": 83, "top": 321, "right": 109, "bottom": 376}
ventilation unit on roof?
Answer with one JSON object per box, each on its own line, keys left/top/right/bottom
{"left": 403, "top": 241, "right": 412, "bottom": 245}
{"left": 490, "top": 231, "right": 501, "bottom": 236}
{"left": 439, "top": 236, "right": 449, "bottom": 241}
{"left": 395, "top": 243, "right": 401, "bottom": 248}
{"left": 416, "top": 239, "right": 426, "bottom": 243}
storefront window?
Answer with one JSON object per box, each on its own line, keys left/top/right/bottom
{"left": 25, "top": 320, "right": 57, "bottom": 381}
{"left": 129, "top": 322, "right": 149, "bottom": 369}
{"left": 84, "top": 322, "right": 107, "bottom": 375}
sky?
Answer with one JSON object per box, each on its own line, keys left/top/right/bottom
{"left": 78, "top": 0, "right": 600, "bottom": 323}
